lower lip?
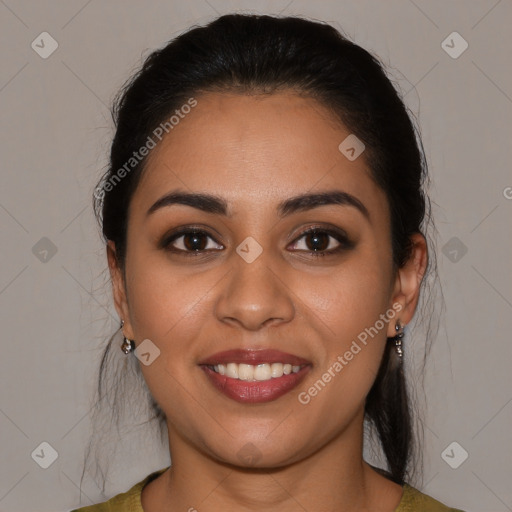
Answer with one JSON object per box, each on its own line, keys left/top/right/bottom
{"left": 200, "top": 365, "right": 311, "bottom": 403}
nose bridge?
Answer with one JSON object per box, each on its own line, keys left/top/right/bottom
{"left": 215, "top": 243, "right": 295, "bottom": 330}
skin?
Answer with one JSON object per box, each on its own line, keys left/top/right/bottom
{"left": 108, "top": 91, "right": 428, "bottom": 511}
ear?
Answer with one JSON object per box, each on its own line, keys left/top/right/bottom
{"left": 386, "top": 232, "right": 428, "bottom": 337}
{"left": 107, "top": 240, "right": 135, "bottom": 340}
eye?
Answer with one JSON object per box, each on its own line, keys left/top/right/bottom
{"left": 160, "top": 225, "right": 353, "bottom": 258}
{"left": 288, "top": 227, "right": 353, "bottom": 257}
{"left": 161, "top": 228, "right": 223, "bottom": 256}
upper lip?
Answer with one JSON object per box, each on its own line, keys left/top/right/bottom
{"left": 199, "top": 349, "right": 311, "bottom": 366}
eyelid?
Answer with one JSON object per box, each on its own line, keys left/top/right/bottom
{"left": 159, "top": 226, "right": 224, "bottom": 252}
{"left": 288, "top": 225, "right": 354, "bottom": 253}
{"left": 289, "top": 224, "right": 350, "bottom": 242}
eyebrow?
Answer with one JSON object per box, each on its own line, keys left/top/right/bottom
{"left": 146, "top": 189, "right": 370, "bottom": 221}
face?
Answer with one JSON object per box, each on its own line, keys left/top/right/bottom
{"left": 109, "top": 91, "right": 425, "bottom": 468}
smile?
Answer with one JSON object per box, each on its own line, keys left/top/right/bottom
{"left": 199, "top": 349, "right": 312, "bottom": 404}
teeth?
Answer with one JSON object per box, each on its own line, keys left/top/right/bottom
{"left": 238, "top": 364, "right": 254, "bottom": 381}
{"left": 270, "top": 363, "right": 283, "bottom": 378}
{"left": 254, "top": 364, "right": 271, "bottom": 381}
{"left": 226, "top": 363, "right": 239, "bottom": 379}
{"left": 211, "top": 362, "right": 304, "bottom": 381}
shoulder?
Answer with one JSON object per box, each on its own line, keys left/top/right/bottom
{"left": 69, "top": 467, "right": 169, "bottom": 512}
{"left": 397, "top": 483, "right": 466, "bottom": 512}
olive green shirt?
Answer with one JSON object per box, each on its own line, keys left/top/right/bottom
{"left": 71, "top": 467, "right": 465, "bottom": 511}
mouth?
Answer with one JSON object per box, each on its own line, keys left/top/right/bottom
{"left": 199, "top": 349, "right": 312, "bottom": 403}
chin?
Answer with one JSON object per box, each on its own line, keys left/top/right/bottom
{"left": 204, "top": 436, "right": 310, "bottom": 470}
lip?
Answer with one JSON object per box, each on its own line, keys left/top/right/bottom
{"left": 200, "top": 365, "right": 311, "bottom": 403}
{"left": 199, "top": 349, "right": 311, "bottom": 366}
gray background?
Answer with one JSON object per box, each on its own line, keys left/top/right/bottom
{"left": 1, "top": 1, "right": 511, "bottom": 511}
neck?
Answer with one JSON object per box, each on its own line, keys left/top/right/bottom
{"left": 142, "top": 410, "right": 403, "bottom": 512}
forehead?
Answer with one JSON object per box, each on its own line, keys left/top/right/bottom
{"left": 133, "top": 91, "right": 388, "bottom": 219}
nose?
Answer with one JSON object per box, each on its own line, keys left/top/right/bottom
{"left": 214, "top": 253, "right": 295, "bottom": 331}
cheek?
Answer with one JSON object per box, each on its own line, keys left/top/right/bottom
{"left": 123, "top": 253, "right": 215, "bottom": 417}
{"left": 302, "top": 253, "right": 392, "bottom": 341}
{"left": 123, "top": 248, "right": 227, "bottom": 384}
{"left": 298, "top": 254, "right": 392, "bottom": 403}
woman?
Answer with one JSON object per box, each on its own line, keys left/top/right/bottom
{"left": 72, "top": 13, "right": 465, "bottom": 512}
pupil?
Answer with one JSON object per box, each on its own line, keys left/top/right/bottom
{"left": 185, "top": 233, "right": 206, "bottom": 251}
{"left": 308, "top": 232, "right": 328, "bottom": 251}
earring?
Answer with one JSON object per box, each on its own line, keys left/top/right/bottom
{"left": 120, "top": 320, "right": 135, "bottom": 354}
{"left": 393, "top": 320, "right": 405, "bottom": 359}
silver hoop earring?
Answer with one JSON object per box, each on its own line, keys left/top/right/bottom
{"left": 120, "top": 320, "right": 135, "bottom": 354}
{"left": 394, "top": 320, "right": 405, "bottom": 359}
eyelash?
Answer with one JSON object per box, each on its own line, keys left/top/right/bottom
{"left": 160, "top": 225, "right": 354, "bottom": 259}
